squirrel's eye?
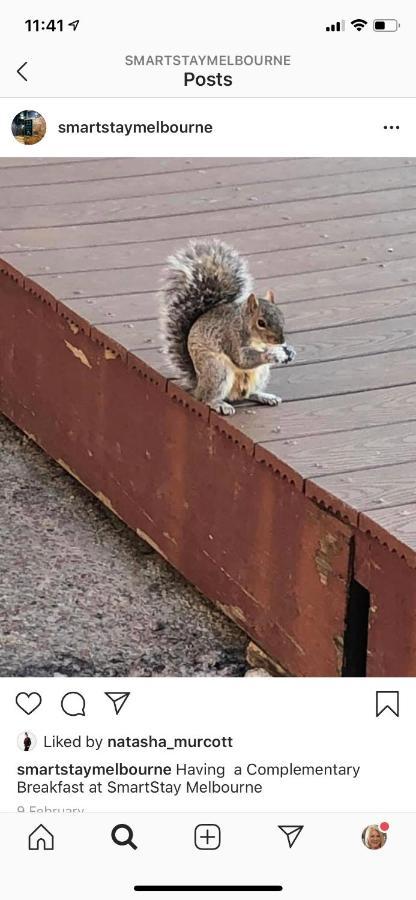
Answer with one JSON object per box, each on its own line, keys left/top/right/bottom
{"left": 257, "top": 318, "right": 266, "bottom": 328}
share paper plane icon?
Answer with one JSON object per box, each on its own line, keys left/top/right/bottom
{"left": 105, "top": 692, "right": 130, "bottom": 715}
{"left": 278, "top": 825, "right": 304, "bottom": 848}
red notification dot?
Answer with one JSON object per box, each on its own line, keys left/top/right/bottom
{"left": 380, "top": 822, "right": 389, "bottom": 831}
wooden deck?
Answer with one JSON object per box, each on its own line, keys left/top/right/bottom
{"left": 1, "top": 156, "right": 416, "bottom": 676}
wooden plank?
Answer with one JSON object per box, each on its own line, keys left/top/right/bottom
{"left": 27, "top": 255, "right": 416, "bottom": 302}
{"left": 65, "top": 293, "right": 159, "bottom": 324}
{"left": 281, "top": 286, "right": 416, "bottom": 331}
{"left": 0, "top": 155, "right": 407, "bottom": 185}
{"left": 250, "top": 233, "right": 416, "bottom": 278}
{"left": 127, "top": 344, "right": 416, "bottom": 408}
{"left": 262, "top": 258, "right": 416, "bottom": 304}
{"left": 62, "top": 285, "right": 416, "bottom": 335}
{"left": 101, "top": 314, "right": 416, "bottom": 368}
{"left": 96, "top": 319, "right": 158, "bottom": 350}
{"left": 0, "top": 157, "right": 271, "bottom": 187}
{"left": 5, "top": 230, "right": 416, "bottom": 287}
{"left": 4, "top": 209, "right": 416, "bottom": 275}
{"left": 1, "top": 158, "right": 410, "bottom": 207}
{"left": 129, "top": 346, "right": 175, "bottom": 378}
{"left": 230, "top": 384, "right": 416, "bottom": 443}
{"left": 290, "top": 315, "right": 416, "bottom": 365}
{"left": 256, "top": 420, "right": 416, "bottom": 483}
{"left": 305, "top": 461, "right": 416, "bottom": 525}
{"left": 2, "top": 187, "right": 416, "bottom": 252}
{"left": 2, "top": 167, "right": 416, "bottom": 231}
{"left": 130, "top": 345, "right": 416, "bottom": 401}
{"left": 359, "top": 504, "right": 416, "bottom": 562}
{"left": 0, "top": 161, "right": 290, "bottom": 207}
{"left": 266, "top": 347, "right": 416, "bottom": 401}
{"left": 0, "top": 157, "right": 86, "bottom": 169}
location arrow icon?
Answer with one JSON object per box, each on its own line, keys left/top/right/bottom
{"left": 105, "top": 692, "right": 130, "bottom": 715}
{"left": 278, "top": 825, "right": 304, "bottom": 848}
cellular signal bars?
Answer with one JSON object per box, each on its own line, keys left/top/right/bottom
{"left": 326, "top": 20, "right": 345, "bottom": 31}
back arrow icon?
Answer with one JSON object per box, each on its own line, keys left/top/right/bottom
{"left": 17, "top": 62, "right": 28, "bottom": 82}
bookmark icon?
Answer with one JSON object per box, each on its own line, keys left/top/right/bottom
{"left": 376, "top": 690, "right": 399, "bottom": 717}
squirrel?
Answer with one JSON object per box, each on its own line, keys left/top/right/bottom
{"left": 160, "top": 239, "right": 296, "bottom": 416}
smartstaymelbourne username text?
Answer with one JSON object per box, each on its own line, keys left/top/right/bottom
{"left": 58, "top": 121, "right": 214, "bottom": 135}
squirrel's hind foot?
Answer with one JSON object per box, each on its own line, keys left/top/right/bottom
{"left": 251, "top": 391, "right": 282, "bottom": 407}
{"left": 211, "top": 400, "right": 236, "bottom": 416}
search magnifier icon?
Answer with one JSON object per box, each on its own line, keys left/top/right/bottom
{"left": 111, "top": 824, "right": 138, "bottom": 850}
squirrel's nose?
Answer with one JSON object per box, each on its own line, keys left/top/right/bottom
{"left": 285, "top": 344, "right": 296, "bottom": 362}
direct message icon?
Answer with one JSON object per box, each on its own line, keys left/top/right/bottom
{"left": 105, "top": 692, "right": 130, "bottom": 715}
{"left": 376, "top": 691, "right": 399, "bottom": 718}
{"left": 278, "top": 825, "right": 304, "bottom": 848}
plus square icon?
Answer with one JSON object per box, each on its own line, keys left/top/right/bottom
{"left": 194, "top": 824, "right": 221, "bottom": 850}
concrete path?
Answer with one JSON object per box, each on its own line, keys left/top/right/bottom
{"left": 0, "top": 415, "right": 247, "bottom": 677}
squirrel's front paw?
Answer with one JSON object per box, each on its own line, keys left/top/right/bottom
{"left": 263, "top": 349, "right": 278, "bottom": 363}
{"left": 211, "top": 401, "right": 236, "bottom": 416}
{"left": 251, "top": 391, "right": 282, "bottom": 407}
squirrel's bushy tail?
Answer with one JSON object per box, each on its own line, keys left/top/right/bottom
{"left": 160, "top": 239, "right": 252, "bottom": 383}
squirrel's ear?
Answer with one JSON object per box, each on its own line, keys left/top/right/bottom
{"left": 246, "top": 293, "right": 259, "bottom": 314}
{"left": 265, "top": 289, "right": 276, "bottom": 304}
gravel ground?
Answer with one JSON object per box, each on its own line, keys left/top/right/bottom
{"left": 0, "top": 414, "right": 248, "bottom": 677}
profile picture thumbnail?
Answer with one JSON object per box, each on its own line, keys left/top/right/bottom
{"left": 362, "top": 823, "right": 388, "bottom": 850}
{"left": 17, "top": 731, "right": 37, "bottom": 752}
{"left": 11, "top": 110, "right": 47, "bottom": 145}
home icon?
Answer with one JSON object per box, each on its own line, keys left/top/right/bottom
{"left": 28, "top": 824, "right": 54, "bottom": 851}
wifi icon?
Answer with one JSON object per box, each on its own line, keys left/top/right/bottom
{"left": 351, "top": 18, "right": 368, "bottom": 30}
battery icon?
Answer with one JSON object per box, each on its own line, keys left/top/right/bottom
{"left": 373, "top": 19, "right": 400, "bottom": 31}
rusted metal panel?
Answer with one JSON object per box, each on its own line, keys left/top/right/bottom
{"left": 355, "top": 531, "right": 416, "bottom": 675}
{"left": 0, "top": 272, "right": 354, "bottom": 676}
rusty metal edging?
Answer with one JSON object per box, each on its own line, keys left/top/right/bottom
{"left": 1, "top": 256, "right": 415, "bottom": 573}
{"left": 1, "top": 261, "right": 361, "bottom": 675}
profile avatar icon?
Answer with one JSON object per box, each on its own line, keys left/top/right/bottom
{"left": 11, "top": 110, "right": 47, "bottom": 145}
{"left": 362, "top": 823, "right": 388, "bottom": 849}
{"left": 17, "top": 730, "right": 37, "bottom": 751}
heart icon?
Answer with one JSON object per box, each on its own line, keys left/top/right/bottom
{"left": 15, "top": 692, "right": 42, "bottom": 715}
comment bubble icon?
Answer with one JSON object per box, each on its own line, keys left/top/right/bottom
{"left": 61, "top": 692, "right": 86, "bottom": 717}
